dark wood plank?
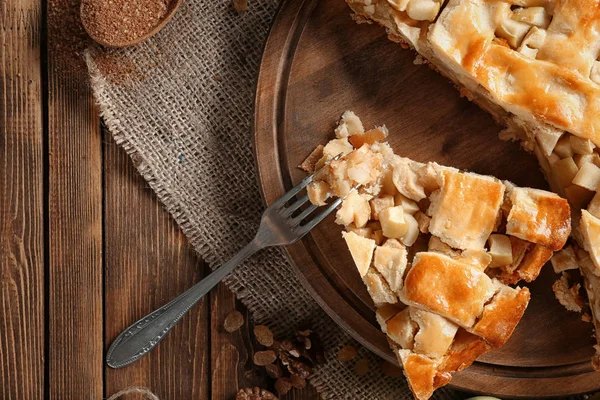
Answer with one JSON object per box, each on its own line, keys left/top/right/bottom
{"left": 103, "top": 135, "right": 210, "bottom": 399}
{"left": 0, "top": 1, "right": 45, "bottom": 398}
{"left": 47, "top": 1, "right": 103, "bottom": 396}
{"left": 254, "top": 0, "right": 600, "bottom": 397}
{"left": 210, "top": 282, "right": 319, "bottom": 400}
{"left": 211, "top": 283, "right": 269, "bottom": 400}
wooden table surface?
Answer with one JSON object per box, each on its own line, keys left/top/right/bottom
{"left": 0, "top": 1, "right": 318, "bottom": 399}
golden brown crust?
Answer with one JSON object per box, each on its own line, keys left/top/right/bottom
{"left": 428, "top": 170, "right": 505, "bottom": 250}
{"left": 506, "top": 188, "right": 571, "bottom": 251}
{"left": 298, "top": 145, "right": 324, "bottom": 173}
{"left": 495, "top": 243, "right": 553, "bottom": 284}
{"left": 348, "top": 127, "right": 387, "bottom": 148}
{"left": 401, "top": 252, "right": 496, "bottom": 327}
{"left": 397, "top": 351, "right": 438, "bottom": 400}
{"left": 516, "top": 244, "right": 554, "bottom": 282}
{"left": 471, "top": 286, "right": 531, "bottom": 348}
{"left": 429, "top": 1, "right": 600, "bottom": 145}
{"left": 438, "top": 329, "right": 491, "bottom": 373}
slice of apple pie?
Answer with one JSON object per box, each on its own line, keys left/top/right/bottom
{"left": 303, "top": 112, "right": 571, "bottom": 400}
{"left": 345, "top": 0, "right": 600, "bottom": 371}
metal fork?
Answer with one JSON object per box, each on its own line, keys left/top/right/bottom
{"left": 106, "top": 157, "right": 352, "bottom": 369}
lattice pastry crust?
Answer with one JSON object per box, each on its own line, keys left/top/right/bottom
{"left": 303, "top": 112, "right": 571, "bottom": 400}
{"left": 346, "top": 0, "right": 600, "bottom": 374}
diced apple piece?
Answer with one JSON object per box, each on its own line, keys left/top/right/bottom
{"left": 551, "top": 246, "right": 579, "bottom": 273}
{"left": 573, "top": 162, "right": 600, "bottom": 191}
{"left": 374, "top": 245, "right": 408, "bottom": 292}
{"left": 400, "top": 213, "right": 419, "bottom": 247}
{"left": 307, "top": 181, "right": 330, "bottom": 206}
{"left": 588, "top": 192, "right": 600, "bottom": 219}
{"left": 336, "top": 191, "right": 371, "bottom": 228}
{"left": 488, "top": 234, "right": 513, "bottom": 268}
{"left": 552, "top": 157, "right": 578, "bottom": 187}
{"left": 342, "top": 231, "right": 376, "bottom": 277}
{"left": 349, "top": 127, "right": 388, "bottom": 148}
{"left": 564, "top": 184, "right": 594, "bottom": 210}
{"left": 379, "top": 206, "right": 408, "bottom": 239}
{"left": 335, "top": 110, "right": 364, "bottom": 138}
{"left": 570, "top": 136, "right": 595, "bottom": 155}
{"left": 547, "top": 152, "right": 561, "bottom": 165}
{"left": 370, "top": 195, "right": 395, "bottom": 220}
{"left": 394, "top": 193, "right": 420, "bottom": 214}
{"left": 534, "top": 128, "right": 562, "bottom": 156}
{"left": 574, "top": 153, "right": 600, "bottom": 169}
{"left": 495, "top": 18, "right": 530, "bottom": 48}
{"left": 406, "top": 0, "right": 441, "bottom": 21}
{"left": 323, "top": 138, "right": 353, "bottom": 159}
{"left": 553, "top": 135, "right": 574, "bottom": 159}
{"left": 511, "top": 7, "right": 551, "bottom": 28}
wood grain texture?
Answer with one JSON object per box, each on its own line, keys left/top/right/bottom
{"left": 103, "top": 135, "right": 210, "bottom": 399}
{"left": 0, "top": 1, "right": 44, "bottom": 398}
{"left": 254, "top": 0, "right": 600, "bottom": 396}
{"left": 211, "top": 283, "right": 271, "bottom": 400}
{"left": 47, "top": 2, "right": 103, "bottom": 395}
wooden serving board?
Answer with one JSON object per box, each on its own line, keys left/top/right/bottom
{"left": 254, "top": 0, "right": 600, "bottom": 396}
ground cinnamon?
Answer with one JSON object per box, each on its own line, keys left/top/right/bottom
{"left": 81, "top": 0, "right": 169, "bottom": 46}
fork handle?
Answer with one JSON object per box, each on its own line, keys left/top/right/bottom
{"left": 106, "top": 240, "right": 260, "bottom": 369}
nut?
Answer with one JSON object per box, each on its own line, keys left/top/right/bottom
{"left": 235, "top": 387, "right": 278, "bottom": 400}
{"left": 337, "top": 345, "right": 357, "bottom": 362}
{"left": 254, "top": 350, "right": 277, "bottom": 366}
{"left": 265, "top": 363, "right": 282, "bottom": 379}
{"left": 280, "top": 352, "right": 312, "bottom": 378}
{"left": 224, "top": 311, "right": 244, "bottom": 333}
{"left": 274, "top": 378, "right": 293, "bottom": 396}
{"left": 290, "top": 374, "right": 307, "bottom": 389}
{"left": 254, "top": 325, "right": 274, "bottom": 347}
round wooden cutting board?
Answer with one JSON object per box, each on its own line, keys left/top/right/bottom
{"left": 253, "top": 0, "right": 600, "bottom": 397}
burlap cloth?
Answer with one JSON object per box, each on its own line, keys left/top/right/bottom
{"left": 84, "top": 2, "right": 585, "bottom": 399}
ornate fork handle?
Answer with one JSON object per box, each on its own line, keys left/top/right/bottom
{"left": 106, "top": 241, "right": 260, "bottom": 369}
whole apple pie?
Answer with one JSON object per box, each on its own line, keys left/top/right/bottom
{"left": 303, "top": 112, "right": 571, "bottom": 400}
{"left": 345, "top": 0, "right": 600, "bottom": 375}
